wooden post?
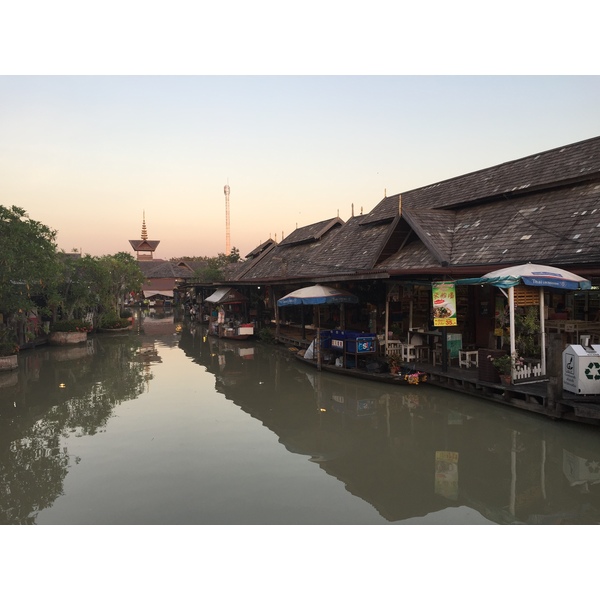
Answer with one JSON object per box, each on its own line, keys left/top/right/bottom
{"left": 317, "top": 310, "right": 322, "bottom": 371}
{"left": 546, "top": 333, "right": 564, "bottom": 412}
{"left": 441, "top": 328, "right": 448, "bottom": 372}
{"left": 385, "top": 287, "right": 390, "bottom": 356}
{"left": 273, "top": 288, "right": 280, "bottom": 341}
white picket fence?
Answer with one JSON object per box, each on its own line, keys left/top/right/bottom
{"left": 513, "top": 362, "right": 544, "bottom": 382}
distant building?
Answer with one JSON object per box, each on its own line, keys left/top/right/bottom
{"left": 128, "top": 214, "right": 194, "bottom": 304}
{"left": 129, "top": 212, "right": 160, "bottom": 261}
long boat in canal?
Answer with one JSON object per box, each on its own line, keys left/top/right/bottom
{"left": 294, "top": 351, "right": 428, "bottom": 385}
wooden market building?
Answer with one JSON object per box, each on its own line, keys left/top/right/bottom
{"left": 182, "top": 135, "right": 600, "bottom": 423}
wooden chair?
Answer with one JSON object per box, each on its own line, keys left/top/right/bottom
{"left": 400, "top": 343, "right": 417, "bottom": 362}
{"left": 459, "top": 349, "right": 479, "bottom": 368}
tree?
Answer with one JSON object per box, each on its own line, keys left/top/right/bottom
{"left": 52, "top": 253, "right": 106, "bottom": 320}
{"left": 170, "top": 248, "right": 242, "bottom": 282}
{"left": 0, "top": 206, "right": 60, "bottom": 339}
{"left": 96, "top": 252, "right": 144, "bottom": 315}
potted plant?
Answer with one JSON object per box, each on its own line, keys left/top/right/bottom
{"left": 388, "top": 354, "right": 401, "bottom": 374}
{"left": 489, "top": 353, "right": 512, "bottom": 385}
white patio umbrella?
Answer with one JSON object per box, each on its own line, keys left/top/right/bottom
{"left": 457, "top": 263, "right": 591, "bottom": 382}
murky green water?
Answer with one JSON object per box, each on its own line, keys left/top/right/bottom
{"left": 2, "top": 311, "right": 600, "bottom": 525}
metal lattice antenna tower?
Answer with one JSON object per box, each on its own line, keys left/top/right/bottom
{"left": 224, "top": 183, "right": 231, "bottom": 255}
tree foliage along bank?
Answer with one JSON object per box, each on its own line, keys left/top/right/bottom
{"left": 169, "top": 247, "right": 242, "bottom": 282}
{"left": 0, "top": 205, "right": 145, "bottom": 349}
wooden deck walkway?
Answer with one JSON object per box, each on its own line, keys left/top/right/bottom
{"left": 274, "top": 326, "right": 600, "bottom": 426}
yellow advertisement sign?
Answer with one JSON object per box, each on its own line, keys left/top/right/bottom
{"left": 432, "top": 282, "right": 457, "bottom": 327}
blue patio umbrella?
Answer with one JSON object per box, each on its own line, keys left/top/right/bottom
{"left": 278, "top": 285, "right": 359, "bottom": 370}
{"left": 277, "top": 284, "right": 359, "bottom": 307}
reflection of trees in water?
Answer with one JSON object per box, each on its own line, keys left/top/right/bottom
{"left": 0, "top": 337, "right": 149, "bottom": 524}
{"left": 2, "top": 420, "right": 70, "bottom": 524}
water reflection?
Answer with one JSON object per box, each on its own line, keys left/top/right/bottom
{"left": 179, "top": 326, "right": 600, "bottom": 525}
{"left": 2, "top": 316, "right": 600, "bottom": 524}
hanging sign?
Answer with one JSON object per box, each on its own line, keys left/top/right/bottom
{"left": 432, "top": 282, "right": 457, "bottom": 327}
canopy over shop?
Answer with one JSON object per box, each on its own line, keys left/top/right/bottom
{"left": 204, "top": 286, "right": 254, "bottom": 339}
{"left": 143, "top": 290, "right": 174, "bottom": 305}
{"left": 456, "top": 263, "right": 592, "bottom": 382}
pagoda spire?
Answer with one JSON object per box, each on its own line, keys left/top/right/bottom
{"left": 141, "top": 211, "right": 148, "bottom": 241}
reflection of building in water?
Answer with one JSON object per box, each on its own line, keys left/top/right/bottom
{"left": 563, "top": 450, "right": 600, "bottom": 492}
{"left": 435, "top": 451, "right": 459, "bottom": 501}
{"left": 135, "top": 342, "right": 161, "bottom": 391}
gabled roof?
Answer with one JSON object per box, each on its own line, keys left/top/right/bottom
{"left": 232, "top": 218, "right": 348, "bottom": 282}
{"left": 312, "top": 215, "right": 392, "bottom": 272}
{"left": 231, "top": 214, "right": 392, "bottom": 283}
{"left": 129, "top": 239, "right": 161, "bottom": 251}
{"left": 176, "top": 260, "right": 210, "bottom": 274}
{"left": 230, "top": 241, "right": 278, "bottom": 280}
{"left": 245, "top": 239, "right": 276, "bottom": 259}
{"left": 232, "top": 135, "right": 600, "bottom": 283}
{"left": 138, "top": 260, "right": 193, "bottom": 279}
{"left": 279, "top": 217, "right": 344, "bottom": 247}
{"left": 401, "top": 206, "right": 455, "bottom": 265}
{"left": 375, "top": 136, "right": 600, "bottom": 273}
{"left": 359, "top": 194, "right": 400, "bottom": 225}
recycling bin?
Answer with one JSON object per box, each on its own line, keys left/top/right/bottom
{"left": 563, "top": 343, "right": 600, "bottom": 395}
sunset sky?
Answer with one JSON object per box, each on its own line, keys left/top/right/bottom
{"left": 2, "top": 7, "right": 599, "bottom": 261}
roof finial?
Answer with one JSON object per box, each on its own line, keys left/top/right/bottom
{"left": 141, "top": 211, "right": 148, "bottom": 240}
{"left": 351, "top": 203, "right": 354, "bottom": 217}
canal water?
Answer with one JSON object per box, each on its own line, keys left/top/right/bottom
{"left": 2, "top": 310, "right": 600, "bottom": 526}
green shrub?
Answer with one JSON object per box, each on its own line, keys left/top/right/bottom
{"left": 258, "top": 327, "right": 276, "bottom": 344}
{"left": 0, "top": 327, "right": 19, "bottom": 356}
{"left": 100, "top": 315, "right": 131, "bottom": 329}
{"left": 50, "top": 319, "right": 92, "bottom": 333}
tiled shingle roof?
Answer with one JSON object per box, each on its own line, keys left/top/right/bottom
{"left": 402, "top": 135, "right": 600, "bottom": 210}
{"left": 233, "top": 135, "right": 600, "bottom": 282}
